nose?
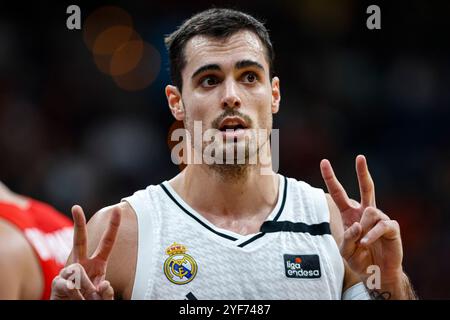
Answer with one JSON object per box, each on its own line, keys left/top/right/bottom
{"left": 220, "top": 79, "right": 241, "bottom": 109}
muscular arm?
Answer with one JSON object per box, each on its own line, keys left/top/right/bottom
{"left": 65, "top": 202, "right": 138, "bottom": 300}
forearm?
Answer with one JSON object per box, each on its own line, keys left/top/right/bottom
{"left": 368, "top": 272, "right": 418, "bottom": 300}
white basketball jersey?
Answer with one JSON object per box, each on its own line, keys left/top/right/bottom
{"left": 122, "top": 174, "right": 345, "bottom": 300}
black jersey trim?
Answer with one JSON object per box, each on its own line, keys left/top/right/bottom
{"left": 159, "top": 183, "right": 238, "bottom": 241}
{"left": 260, "top": 221, "right": 331, "bottom": 236}
{"left": 237, "top": 176, "right": 288, "bottom": 248}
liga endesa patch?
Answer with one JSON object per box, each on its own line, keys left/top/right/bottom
{"left": 283, "top": 254, "right": 321, "bottom": 279}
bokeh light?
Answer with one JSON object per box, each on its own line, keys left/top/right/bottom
{"left": 112, "top": 42, "right": 161, "bottom": 91}
{"left": 83, "top": 6, "right": 159, "bottom": 91}
{"left": 83, "top": 6, "right": 133, "bottom": 52}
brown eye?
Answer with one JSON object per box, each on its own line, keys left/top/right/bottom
{"left": 243, "top": 72, "right": 258, "bottom": 83}
{"left": 200, "top": 76, "right": 219, "bottom": 87}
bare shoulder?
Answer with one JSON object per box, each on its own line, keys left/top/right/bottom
{"left": 0, "top": 219, "right": 29, "bottom": 268}
{"left": 86, "top": 202, "right": 138, "bottom": 299}
{"left": 325, "top": 193, "right": 344, "bottom": 246}
{"left": 87, "top": 202, "right": 137, "bottom": 245}
{"left": 0, "top": 219, "right": 42, "bottom": 299}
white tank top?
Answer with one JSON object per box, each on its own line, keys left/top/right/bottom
{"left": 122, "top": 174, "right": 345, "bottom": 300}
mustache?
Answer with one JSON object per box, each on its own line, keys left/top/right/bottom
{"left": 211, "top": 109, "right": 253, "bottom": 129}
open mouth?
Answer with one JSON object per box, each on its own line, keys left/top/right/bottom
{"left": 218, "top": 117, "right": 248, "bottom": 132}
{"left": 219, "top": 123, "right": 246, "bottom": 131}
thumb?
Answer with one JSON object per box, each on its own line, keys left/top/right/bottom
{"left": 97, "top": 280, "right": 114, "bottom": 300}
{"left": 340, "top": 222, "right": 362, "bottom": 260}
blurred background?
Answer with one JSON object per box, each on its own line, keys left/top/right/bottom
{"left": 0, "top": 0, "right": 449, "bottom": 298}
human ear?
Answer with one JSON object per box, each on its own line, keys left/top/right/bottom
{"left": 271, "top": 77, "right": 280, "bottom": 114}
{"left": 165, "top": 85, "right": 185, "bottom": 120}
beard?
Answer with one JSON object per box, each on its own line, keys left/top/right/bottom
{"left": 208, "top": 112, "right": 271, "bottom": 182}
{"left": 207, "top": 137, "right": 264, "bottom": 183}
{"left": 184, "top": 106, "right": 272, "bottom": 182}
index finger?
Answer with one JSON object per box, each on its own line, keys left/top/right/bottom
{"left": 356, "top": 155, "right": 376, "bottom": 207}
{"left": 71, "top": 205, "right": 88, "bottom": 262}
{"left": 92, "top": 206, "right": 122, "bottom": 262}
{"left": 320, "top": 159, "right": 352, "bottom": 212}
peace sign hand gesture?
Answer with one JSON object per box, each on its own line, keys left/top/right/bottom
{"left": 51, "top": 205, "right": 121, "bottom": 300}
{"left": 320, "top": 155, "right": 404, "bottom": 288}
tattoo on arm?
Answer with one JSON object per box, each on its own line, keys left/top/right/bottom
{"left": 367, "top": 273, "right": 418, "bottom": 300}
{"left": 369, "top": 290, "right": 391, "bottom": 300}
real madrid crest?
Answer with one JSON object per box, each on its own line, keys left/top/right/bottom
{"left": 164, "top": 242, "right": 198, "bottom": 285}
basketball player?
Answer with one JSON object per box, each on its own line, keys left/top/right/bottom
{"left": 50, "top": 8, "right": 417, "bottom": 300}
{"left": 0, "top": 181, "right": 73, "bottom": 299}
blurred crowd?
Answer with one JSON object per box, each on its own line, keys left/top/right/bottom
{"left": 1, "top": 0, "right": 449, "bottom": 298}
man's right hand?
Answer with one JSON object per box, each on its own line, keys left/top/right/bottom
{"left": 51, "top": 205, "right": 121, "bottom": 300}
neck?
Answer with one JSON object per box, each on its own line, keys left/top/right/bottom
{"left": 169, "top": 161, "right": 279, "bottom": 221}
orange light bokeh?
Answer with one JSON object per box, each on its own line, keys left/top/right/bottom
{"left": 110, "top": 39, "right": 144, "bottom": 77}
{"left": 113, "top": 42, "right": 161, "bottom": 91}
{"left": 83, "top": 6, "right": 133, "bottom": 52}
{"left": 84, "top": 6, "right": 160, "bottom": 91}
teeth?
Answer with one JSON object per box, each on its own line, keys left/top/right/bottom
{"left": 219, "top": 118, "right": 247, "bottom": 131}
{"left": 221, "top": 125, "right": 244, "bottom": 131}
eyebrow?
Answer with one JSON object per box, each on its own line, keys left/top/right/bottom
{"left": 235, "top": 59, "right": 264, "bottom": 71}
{"left": 191, "top": 59, "right": 265, "bottom": 80}
{"left": 191, "top": 64, "right": 221, "bottom": 79}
